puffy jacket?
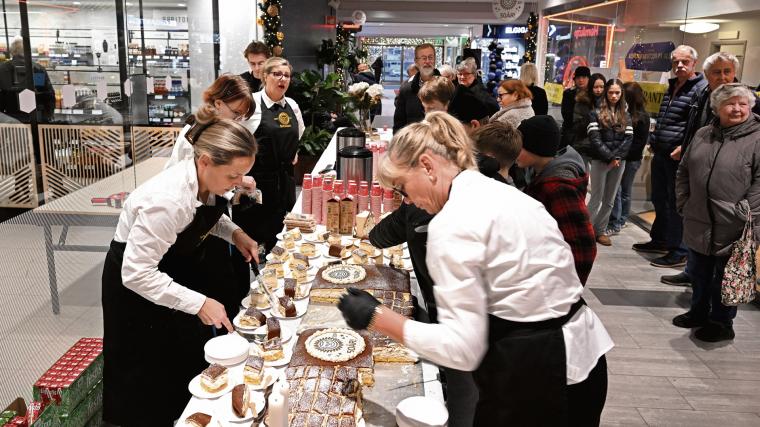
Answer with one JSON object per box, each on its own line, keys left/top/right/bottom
{"left": 393, "top": 69, "right": 440, "bottom": 133}
{"left": 651, "top": 73, "right": 707, "bottom": 154}
{"left": 676, "top": 114, "right": 760, "bottom": 256}
{"left": 587, "top": 109, "right": 633, "bottom": 162}
{"left": 626, "top": 111, "right": 650, "bottom": 162}
{"left": 570, "top": 94, "right": 601, "bottom": 156}
{"left": 449, "top": 79, "right": 499, "bottom": 123}
{"left": 489, "top": 98, "right": 535, "bottom": 129}
{"left": 560, "top": 87, "right": 578, "bottom": 147}
{"left": 683, "top": 84, "right": 760, "bottom": 152}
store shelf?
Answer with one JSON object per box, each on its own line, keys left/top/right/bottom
{"left": 148, "top": 93, "right": 188, "bottom": 100}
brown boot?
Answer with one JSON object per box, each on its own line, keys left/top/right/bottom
{"left": 596, "top": 234, "right": 612, "bottom": 246}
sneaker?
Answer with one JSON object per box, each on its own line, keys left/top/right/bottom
{"left": 672, "top": 312, "right": 708, "bottom": 329}
{"left": 660, "top": 272, "right": 691, "bottom": 286}
{"left": 695, "top": 322, "right": 735, "bottom": 342}
{"left": 650, "top": 253, "right": 687, "bottom": 268}
{"left": 632, "top": 241, "right": 669, "bottom": 254}
{"left": 606, "top": 227, "right": 621, "bottom": 236}
{"left": 596, "top": 234, "right": 612, "bottom": 246}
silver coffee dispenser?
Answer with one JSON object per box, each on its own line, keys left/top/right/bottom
{"left": 336, "top": 128, "right": 372, "bottom": 183}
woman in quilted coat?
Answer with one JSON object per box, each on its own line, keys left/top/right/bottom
{"left": 674, "top": 83, "right": 760, "bottom": 343}
{"left": 586, "top": 78, "right": 632, "bottom": 246}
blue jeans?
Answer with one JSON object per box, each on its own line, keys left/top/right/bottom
{"left": 686, "top": 249, "right": 737, "bottom": 325}
{"left": 650, "top": 153, "right": 687, "bottom": 257}
{"left": 608, "top": 160, "right": 641, "bottom": 230}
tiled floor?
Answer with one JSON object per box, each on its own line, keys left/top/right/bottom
{"left": 1, "top": 220, "right": 759, "bottom": 425}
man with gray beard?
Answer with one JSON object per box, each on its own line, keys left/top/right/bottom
{"left": 393, "top": 43, "right": 440, "bottom": 133}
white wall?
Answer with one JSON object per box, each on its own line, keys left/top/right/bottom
{"left": 219, "top": 0, "right": 259, "bottom": 75}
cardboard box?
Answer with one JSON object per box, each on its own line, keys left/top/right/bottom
{"left": 32, "top": 338, "right": 103, "bottom": 418}
{"left": 33, "top": 381, "right": 102, "bottom": 427}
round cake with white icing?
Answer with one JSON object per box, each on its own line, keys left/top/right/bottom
{"left": 320, "top": 264, "right": 366, "bottom": 284}
{"left": 305, "top": 328, "right": 366, "bottom": 362}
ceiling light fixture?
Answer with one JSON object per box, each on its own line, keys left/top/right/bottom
{"left": 178, "top": 3, "right": 186, "bottom": 7}
{"left": 679, "top": 22, "right": 719, "bottom": 33}
{"left": 545, "top": 0, "right": 626, "bottom": 20}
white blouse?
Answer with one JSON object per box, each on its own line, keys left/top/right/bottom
{"left": 403, "top": 170, "right": 613, "bottom": 383}
{"left": 163, "top": 124, "right": 193, "bottom": 170}
{"left": 113, "top": 159, "right": 240, "bottom": 315}
{"left": 245, "top": 90, "right": 305, "bottom": 139}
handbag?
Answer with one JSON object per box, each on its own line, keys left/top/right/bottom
{"left": 721, "top": 210, "right": 757, "bottom": 306}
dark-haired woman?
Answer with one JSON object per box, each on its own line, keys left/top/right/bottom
{"left": 165, "top": 73, "right": 257, "bottom": 317}
{"left": 607, "top": 82, "right": 650, "bottom": 234}
{"left": 587, "top": 79, "right": 633, "bottom": 246}
{"left": 102, "top": 119, "right": 259, "bottom": 426}
{"left": 571, "top": 73, "right": 607, "bottom": 171}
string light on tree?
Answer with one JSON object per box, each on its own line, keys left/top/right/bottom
{"left": 522, "top": 12, "right": 538, "bottom": 64}
{"left": 258, "top": 0, "right": 284, "bottom": 56}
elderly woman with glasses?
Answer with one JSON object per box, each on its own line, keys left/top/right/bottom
{"left": 338, "top": 111, "right": 613, "bottom": 426}
{"left": 240, "top": 56, "right": 305, "bottom": 254}
{"left": 674, "top": 83, "right": 760, "bottom": 343}
{"left": 448, "top": 57, "right": 499, "bottom": 122}
{"left": 490, "top": 79, "right": 535, "bottom": 129}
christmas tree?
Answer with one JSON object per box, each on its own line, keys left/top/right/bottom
{"left": 258, "top": 0, "right": 284, "bottom": 56}
{"left": 522, "top": 12, "right": 538, "bottom": 64}
{"left": 486, "top": 41, "right": 505, "bottom": 95}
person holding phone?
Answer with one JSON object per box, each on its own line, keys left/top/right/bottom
{"left": 102, "top": 118, "right": 259, "bottom": 426}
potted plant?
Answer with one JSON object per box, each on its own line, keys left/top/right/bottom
{"left": 288, "top": 70, "right": 352, "bottom": 183}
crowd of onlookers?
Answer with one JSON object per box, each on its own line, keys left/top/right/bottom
{"left": 389, "top": 42, "right": 760, "bottom": 348}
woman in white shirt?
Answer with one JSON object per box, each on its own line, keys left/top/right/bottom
{"left": 239, "top": 56, "right": 304, "bottom": 254}
{"left": 102, "top": 118, "right": 259, "bottom": 426}
{"left": 339, "top": 111, "right": 613, "bottom": 426}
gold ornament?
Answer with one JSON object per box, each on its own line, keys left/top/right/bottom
{"left": 277, "top": 31, "right": 284, "bottom": 41}
{"left": 273, "top": 45, "right": 284, "bottom": 56}
{"left": 267, "top": 5, "right": 279, "bottom": 16}
{"left": 257, "top": 17, "right": 264, "bottom": 26}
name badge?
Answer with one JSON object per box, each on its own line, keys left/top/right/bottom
{"left": 276, "top": 111, "right": 292, "bottom": 128}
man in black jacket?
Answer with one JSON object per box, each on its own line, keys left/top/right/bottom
{"left": 392, "top": 43, "right": 439, "bottom": 133}
{"left": 633, "top": 45, "right": 707, "bottom": 268}
{"left": 240, "top": 41, "right": 270, "bottom": 93}
{"left": 559, "top": 66, "right": 591, "bottom": 148}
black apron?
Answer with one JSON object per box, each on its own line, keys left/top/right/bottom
{"left": 471, "top": 299, "right": 586, "bottom": 427}
{"left": 102, "top": 197, "right": 231, "bottom": 427}
{"left": 234, "top": 99, "right": 299, "bottom": 254}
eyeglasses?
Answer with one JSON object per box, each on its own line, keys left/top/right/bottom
{"left": 392, "top": 185, "right": 408, "bottom": 198}
{"left": 223, "top": 102, "right": 245, "bottom": 121}
{"left": 457, "top": 71, "right": 473, "bottom": 77}
{"left": 416, "top": 55, "right": 435, "bottom": 62}
{"left": 497, "top": 92, "right": 511, "bottom": 99}
{"left": 270, "top": 71, "right": 291, "bottom": 80}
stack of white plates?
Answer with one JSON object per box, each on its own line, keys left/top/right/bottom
{"left": 203, "top": 333, "right": 249, "bottom": 366}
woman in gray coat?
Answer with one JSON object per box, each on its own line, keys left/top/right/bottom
{"left": 675, "top": 83, "right": 760, "bottom": 342}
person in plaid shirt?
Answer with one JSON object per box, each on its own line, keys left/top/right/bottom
{"left": 516, "top": 115, "right": 597, "bottom": 285}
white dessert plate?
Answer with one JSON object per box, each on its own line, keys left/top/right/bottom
{"left": 276, "top": 231, "right": 303, "bottom": 241}
{"left": 269, "top": 299, "right": 308, "bottom": 320}
{"left": 240, "top": 295, "right": 271, "bottom": 310}
{"left": 233, "top": 312, "right": 266, "bottom": 332}
{"left": 383, "top": 248, "right": 411, "bottom": 259}
{"left": 188, "top": 374, "right": 235, "bottom": 399}
{"left": 204, "top": 334, "right": 249, "bottom": 366}
{"left": 247, "top": 368, "right": 279, "bottom": 391}
{"left": 251, "top": 341, "right": 294, "bottom": 367}
{"left": 215, "top": 386, "right": 266, "bottom": 423}
{"left": 252, "top": 324, "right": 294, "bottom": 344}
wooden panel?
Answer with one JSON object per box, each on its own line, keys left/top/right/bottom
{"left": 131, "top": 126, "right": 182, "bottom": 163}
{"left": 38, "top": 125, "right": 125, "bottom": 203}
{"left": 0, "top": 124, "right": 38, "bottom": 208}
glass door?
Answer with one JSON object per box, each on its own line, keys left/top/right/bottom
{"left": 383, "top": 46, "right": 402, "bottom": 86}
{"left": 402, "top": 46, "right": 416, "bottom": 83}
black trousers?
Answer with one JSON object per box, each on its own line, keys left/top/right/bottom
{"left": 567, "top": 355, "right": 608, "bottom": 427}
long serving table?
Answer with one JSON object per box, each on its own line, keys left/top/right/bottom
{"left": 13, "top": 157, "right": 167, "bottom": 314}
{"left": 180, "top": 129, "right": 444, "bottom": 426}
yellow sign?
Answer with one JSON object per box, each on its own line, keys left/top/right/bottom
{"left": 545, "top": 82, "right": 564, "bottom": 105}
{"left": 639, "top": 82, "right": 668, "bottom": 115}
{"left": 277, "top": 111, "right": 291, "bottom": 128}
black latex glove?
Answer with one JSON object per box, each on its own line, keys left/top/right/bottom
{"left": 337, "top": 287, "right": 380, "bottom": 330}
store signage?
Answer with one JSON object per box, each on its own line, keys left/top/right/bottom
{"left": 624, "top": 42, "right": 676, "bottom": 72}
{"left": 482, "top": 24, "right": 528, "bottom": 39}
{"left": 151, "top": 9, "right": 189, "bottom": 30}
{"left": 492, "top": 0, "right": 525, "bottom": 22}
{"left": 545, "top": 83, "right": 564, "bottom": 105}
{"left": 573, "top": 26, "right": 599, "bottom": 38}
{"left": 639, "top": 82, "right": 668, "bottom": 114}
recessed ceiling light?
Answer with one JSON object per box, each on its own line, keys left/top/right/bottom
{"left": 679, "top": 22, "right": 719, "bottom": 33}
{"left": 178, "top": 3, "right": 186, "bottom": 6}
{"left": 126, "top": 2, "right": 133, "bottom": 5}
{"left": 73, "top": 1, "right": 81, "bottom": 4}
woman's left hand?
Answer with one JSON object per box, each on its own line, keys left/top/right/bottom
{"left": 232, "top": 229, "right": 259, "bottom": 263}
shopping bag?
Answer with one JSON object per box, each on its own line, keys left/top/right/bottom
{"left": 721, "top": 211, "right": 757, "bottom": 306}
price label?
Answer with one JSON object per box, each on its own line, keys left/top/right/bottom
{"left": 92, "top": 110, "right": 103, "bottom": 115}
{"left": 72, "top": 109, "right": 84, "bottom": 115}
{"left": 167, "top": 95, "right": 175, "bottom": 100}
{"left": 154, "top": 95, "right": 163, "bottom": 100}
{"left": 74, "top": 54, "right": 81, "bottom": 58}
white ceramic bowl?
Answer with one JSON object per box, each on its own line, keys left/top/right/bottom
{"left": 396, "top": 396, "right": 448, "bottom": 427}
{"left": 203, "top": 333, "right": 250, "bottom": 366}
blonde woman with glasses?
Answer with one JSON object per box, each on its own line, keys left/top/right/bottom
{"left": 242, "top": 56, "right": 305, "bottom": 253}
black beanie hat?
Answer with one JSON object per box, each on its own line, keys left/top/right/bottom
{"left": 517, "top": 115, "right": 560, "bottom": 157}
{"left": 574, "top": 66, "right": 591, "bottom": 78}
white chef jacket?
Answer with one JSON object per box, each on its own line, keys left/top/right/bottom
{"left": 403, "top": 169, "right": 613, "bottom": 384}
{"left": 163, "top": 124, "right": 192, "bottom": 170}
{"left": 113, "top": 159, "right": 240, "bottom": 315}
{"left": 245, "top": 90, "right": 305, "bottom": 139}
